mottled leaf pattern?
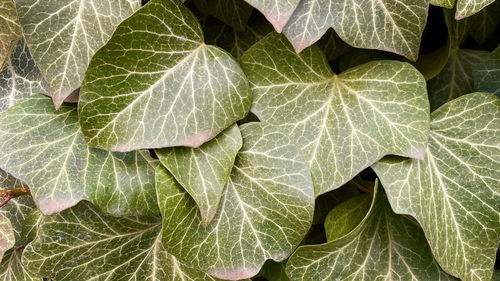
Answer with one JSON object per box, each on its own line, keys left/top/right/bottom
{"left": 0, "top": 0, "right": 21, "bottom": 69}
{"left": 474, "top": 45, "right": 500, "bottom": 96}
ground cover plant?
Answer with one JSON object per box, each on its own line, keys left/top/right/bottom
{"left": 0, "top": 0, "right": 499, "bottom": 280}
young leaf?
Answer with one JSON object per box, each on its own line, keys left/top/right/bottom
{"left": 282, "top": 0, "right": 429, "bottom": 61}
{"left": 287, "top": 184, "right": 456, "bottom": 281}
{"left": 474, "top": 45, "right": 500, "bottom": 96}
{"left": 373, "top": 93, "right": 500, "bottom": 281}
{"left": 157, "top": 122, "right": 314, "bottom": 280}
{"left": 0, "top": 0, "right": 21, "bottom": 69}
{"left": 0, "top": 214, "right": 14, "bottom": 262}
{"left": 191, "top": 0, "right": 253, "bottom": 31}
{"left": 22, "top": 201, "right": 219, "bottom": 281}
{"left": 432, "top": 0, "right": 496, "bottom": 19}
{"left": 0, "top": 95, "right": 159, "bottom": 216}
{"left": 15, "top": 0, "right": 140, "bottom": 108}
{"left": 156, "top": 124, "right": 242, "bottom": 227}
{"left": 0, "top": 249, "right": 41, "bottom": 281}
{"left": 240, "top": 33, "right": 429, "bottom": 196}
{"left": 243, "top": 0, "right": 299, "bottom": 32}
{"left": 78, "top": 0, "right": 251, "bottom": 152}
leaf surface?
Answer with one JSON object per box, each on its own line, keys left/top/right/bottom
{"left": 157, "top": 122, "right": 314, "bottom": 280}
{"left": 456, "top": 0, "right": 496, "bottom": 19}
{"left": 244, "top": 0, "right": 299, "bottom": 32}
{"left": 0, "top": 215, "right": 13, "bottom": 262}
{"left": 474, "top": 45, "right": 500, "bottom": 96}
{"left": 372, "top": 93, "right": 500, "bottom": 281}
{"left": 240, "top": 33, "right": 429, "bottom": 196}
{"left": 0, "top": 249, "right": 41, "bottom": 281}
{"left": 192, "top": 0, "right": 253, "bottom": 31}
{"left": 0, "top": 0, "right": 21, "bottom": 68}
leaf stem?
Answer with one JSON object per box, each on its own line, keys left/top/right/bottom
{"left": 0, "top": 188, "right": 31, "bottom": 207}
{"left": 0, "top": 195, "right": 12, "bottom": 207}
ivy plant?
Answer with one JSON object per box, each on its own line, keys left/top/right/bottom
{"left": 0, "top": 0, "right": 499, "bottom": 280}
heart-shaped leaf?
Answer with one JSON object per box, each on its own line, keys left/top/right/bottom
{"left": 240, "top": 33, "right": 429, "bottom": 196}
{"left": 79, "top": 0, "right": 251, "bottom": 152}
{"left": 474, "top": 45, "right": 500, "bottom": 96}
{"left": 372, "top": 93, "right": 500, "bottom": 281}
{"left": 0, "top": 0, "right": 21, "bottom": 68}
{"left": 157, "top": 122, "right": 314, "bottom": 280}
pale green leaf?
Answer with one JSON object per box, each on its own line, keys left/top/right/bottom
{"left": 287, "top": 184, "right": 457, "bottom": 281}
{"left": 22, "top": 201, "right": 219, "bottom": 281}
{"left": 282, "top": 0, "right": 429, "bottom": 60}
{"left": 157, "top": 122, "right": 314, "bottom": 280}
{"left": 0, "top": 95, "right": 159, "bottom": 216}
{"left": 0, "top": 0, "right": 21, "bottom": 69}
{"left": 456, "top": 0, "right": 496, "bottom": 19}
{"left": 240, "top": 33, "right": 429, "bottom": 196}
{"left": 474, "top": 45, "right": 500, "bottom": 96}
{"left": 0, "top": 39, "right": 48, "bottom": 114}
{"left": 79, "top": 0, "right": 251, "bottom": 152}
{"left": 0, "top": 214, "right": 14, "bottom": 262}
{"left": 0, "top": 249, "right": 41, "bottom": 281}
{"left": 156, "top": 124, "right": 242, "bottom": 227}
{"left": 243, "top": 0, "right": 300, "bottom": 32}
{"left": 15, "top": 0, "right": 140, "bottom": 108}
{"left": 191, "top": 0, "right": 253, "bottom": 31}
{"left": 372, "top": 93, "right": 500, "bottom": 281}
{"left": 431, "top": 0, "right": 455, "bottom": 9}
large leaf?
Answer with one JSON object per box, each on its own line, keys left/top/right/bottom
{"left": 191, "top": 0, "right": 253, "bottom": 31}
{"left": 0, "top": 95, "right": 159, "bottom": 216}
{"left": 243, "top": 0, "right": 299, "bottom": 32}
{"left": 0, "top": 214, "right": 13, "bottom": 262}
{"left": 0, "top": 39, "right": 48, "bottom": 114}
{"left": 372, "top": 93, "right": 500, "bottom": 281}
{"left": 22, "top": 201, "right": 219, "bottom": 281}
{"left": 474, "top": 45, "right": 500, "bottom": 96}
{"left": 240, "top": 33, "right": 429, "bottom": 196}
{"left": 15, "top": 0, "right": 140, "bottom": 108}
{"left": 0, "top": 0, "right": 21, "bottom": 68}
{"left": 156, "top": 124, "right": 242, "bottom": 227}
{"left": 79, "top": 0, "right": 251, "bottom": 152}
{"left": 281, "top": 0, "right": 429, "bottom": 60}
{"left": 0, "top": 249, "right": 41, "bottom": 281}
{"left": 286, "top": 184, "right": 456, "bottom": 281}
{"left": 157, "top": 122, "right": 314, "bottom": 280}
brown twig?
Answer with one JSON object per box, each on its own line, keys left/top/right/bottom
{"left": 0, "top": 188, "right": 31, "bottom": 208}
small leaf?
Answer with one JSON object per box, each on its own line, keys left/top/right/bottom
{"left": 79, "top": 0, "right": 251, "bottom": 152}
{"left": 474, "top": 45, "right": 500, "bottom": 96}
{"left": 157, "top": 122, "right": 314, "bottom": 280}
{"left": 0, "top": 249, "right": 41, "bottom": 281}
{"left": 244, "top": 0, "right": 300, "bottom": 32}
{"left": 0, "top": 214, "right": 14, "bottom": 262}
{"left": 15, "top": 0, "right": 140, "bottom": 108}
{"left": 156, "top": 124, "right": 242, "bottom": 227}
{"left": 240, "top": 33, "right": 429, "bottom": 196}
{"left": 373, "top": 93, "right": 500, "bottom": 281}
{"left": 456, "top": 0, "right": 496, "bottom": 19}
{"left": 0, "top": 0, "right": 21, "bottom": 68}
{"left": 0, "top": 95, "right": 159, "bottom": 216}
{"left": 286, "top": 183, "right": 457, "bottom": 281}
{"left": 191, "top": 0, "right": 253, "bottom": 31}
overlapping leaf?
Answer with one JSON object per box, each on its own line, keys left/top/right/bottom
{"left": 0, "top": 0, "right": 21, "bottom": 69}
{"left": 432, "top": 0, "right": 497, "bottom": 19}
{"left": 287, "top": 185, "right": 456, "bottom": 281}
{"left": 0, "top": 249, "right": 41, "bottom": 281}
{"left": 240, "top": 33, "right": 429, "bottom": 196}
{"left": 192, "top": 0, "right": 253, "bottom": 31}
{"left": 79, "top": 0, "right": 251, "bottom": 152}
{"left": 157, "top": 122, "right": 314, "bottom": 280}
{"left": 0, "top": 214, "right": 13, "bottom": 262}
{"left": 15, "top": 0, "right": 140, "bottom": 108}
{"left": 22, "top": 201, "right": 219, "bottom": 281}
{"left": 373, "top": 93, "right": 500, "bottom": 281}
{"left": 156, "top": 124, "right": 242, "bottom": 226}
{"left": 243, "top": 0, "right": 299, "bottom": 32}
{"left": 474, "top": 45, "right": 500, "bottom": 96}
{"left": 0, "top": 95, "right": 159, "bottom": 216}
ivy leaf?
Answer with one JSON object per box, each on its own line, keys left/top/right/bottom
{"left": 244, "top": 0, "right": 299, "bottom": 32}
{"left": 316, "top": 29, "right": 352, "bottom": 62}
{"left": 78, "top": 0, "right": 251, "bottom": 152}
{"left": 467, "top": 1, "right": 500, "bottom": 44}
{"left": 22, "top": 201, "right": 220, "bottom": 281}
{"left": 157, "top": 122, "right": 314, "bottom": 280}
{"left": 0, "top": 95, "right": 159, "bottom": 216}
{"left": 431, "top": 0, "right": 496, "bottom": 19}
{"left": 0, "top": 249, "right": 41, "bottom": 281}
{"left": 191, "top": 0, "right": 253, "bottom": 31}
{"left": 156, "top": 124, "right": 242, "bottom": 227}
{"left": 282, "top": 0, "right": 429, "bottom": 61}
{"left": 372, "top": 93, "right": 500, "bottom": 281}
{"left": 0, "top": 214, "right": 14, "bottom": 262}
{"left": 474, "top": 45, "right": 500, "bottom": 96}
{"left": 15, "top": 0, "right": 140, "bottom": 108}
{"left": 240, "top": 33, "right": 429, "bottom": 196}
{"left": 0, "top": 0, "right": 21, "bottom": 68}
{"left": 0, "top": 39, "right": 48, "bottom": 114}
{"left": 286, "top": 184, "right": 456, "bottom": 281}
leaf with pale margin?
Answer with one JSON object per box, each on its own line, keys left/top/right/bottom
{"left": 281, "top": 0, "right": 429, "bottom": 61}
{"left": 431, "top": 0, "right": 496, "bottom": 19}
{"left": 286, "top": 184, "right": 457, "bottom": 281}
{"left": 0, "top": 249, "right": 41, "bottom": 281}
{"left": 79, "top": 0, "right": 251, "bottom": 152}
{"left": 191, "top": 0, "right": 253, "bottom": 31}
{"left": 240, "top": 33, "right": 429, "bottom": 196}
{"left": 0, "top": 95, "right": 159, "bottom": 216}
{"left": 157, "top": 122, "right": 314, "bottom": 280}
{"left": 372, "top": 93, "right": 500, "bottom": 281}
{"left": 0, "top": 215, "right": 14, "bottom": 262}
{"left": 0, "top": 39, "right": 48, "bottom": 114}
{"left": 0, "top": 0, "right": 21, "bottom": 69}
{"left": 156, "top": 124, "right": 242, "bottom": 227}
{"left": 244, "top": 0, "right": 299, "bottom": 32}
{"left": 15, "top": 0, "right": 140, "bottom": 108}
{"left": 22, "top": 201, "right": 220, "bottom": 281}
{"left": 474, "top": 45, "right": 500, "bottom": 96}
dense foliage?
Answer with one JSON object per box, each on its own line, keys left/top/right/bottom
{"left": 0, "top": 0, "right": 499, "bottom": 280}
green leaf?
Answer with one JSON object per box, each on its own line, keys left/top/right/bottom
{"left": 474, "top": 45, "right": 500, "bottom": 96}
{"left": 78, "top": 0, "right": 251, "bottom": 152}
{"left": 286, "top": 183, "right": 457, "bottom": 281}
{"left": 191, "top": 0, "right": 253, "bottom": 31}
{"left": 411, "top": 43, "right": 451, "bottom": 81}
{"left": 15, "top": 0, "right": 140, "bottom": 108}
{"left": 259, "top": 260, "right": 290, "bottom": 281}
{"left": 337, "top": 49, "right": 398, "bottom": 73}
{"left": 0, "top": 249, "right": 41, "bottom": 281}
{"left": 156, "top": 124, "right": 242, "bottom": 227}
{"left": 243, "top": 0, "right": 299, "bottom": 32}
{"left": 22, "top": 201, "right": 219, "bottom": 281}
{"left": 456, "top": 0, "right": 496, "bottom": 19}
{"left": 240, "top": 33, "right": 429, "bottom": 196}
{"left": 312, "top": 181, "right": 360, "bottom": 225}
{"left": 282, "top": 0, "right": 429, "bottom": 61}
{"left": 0, "top": 214, "right": 14, "bottom": 262}
{"left": 467, "top": 1, "right": 500, "bottom": 44}
{"left": 157, "top": 122, "right": 314, "bottom": 280}
{"left": 316, "top": 29, "right": 352, "bottom": 62}
{"left": 372, "top": 93, "right": 500, "bottom": 281}
{"left": 0, "top": 0, "right": 21, "bottom": 68}
{"left": 0, "top": 39, "right": 48, "bottom": 114}
{"left": 0, "top": 95, "right": 159, "bottom": 216}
